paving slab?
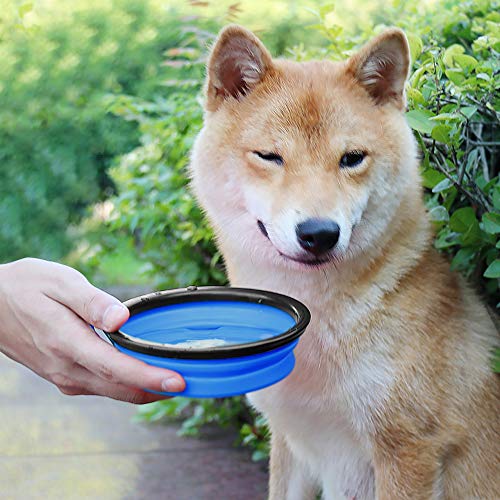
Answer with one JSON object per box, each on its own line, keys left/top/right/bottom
{"left": 0, "top": 354, "right": 268, "bottom": 500}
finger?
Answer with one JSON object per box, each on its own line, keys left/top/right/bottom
{"left": 42, "top": 284, "right": 185, "bottom": 394}
{"left": 43, "top": 263, "right": 129, "bottom": 331}
{"left": 53, "top": 364, "right": 171, "bottom": 404}
{"left": 85, "top": 381, "right": 171, "bottom": 404}
{"left": 68, "top": 317, "right": 185, "bottom": 393}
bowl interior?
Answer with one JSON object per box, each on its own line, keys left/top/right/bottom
{"left": 120, "top": 300, "right": 296, "bottom": 349}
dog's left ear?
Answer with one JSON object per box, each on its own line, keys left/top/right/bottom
{"left": 347, "top": 29, "right": 410, "bottom": 109}
{"left": 205, "top": 25, "right": 273, "bottom": 111}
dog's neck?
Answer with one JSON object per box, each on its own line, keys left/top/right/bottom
{"left": 222, "top": 192, "right": 432, "bottom": 313}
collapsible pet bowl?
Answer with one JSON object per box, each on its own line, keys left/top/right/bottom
{"left": 96, "top": 286, "right": 310, "bottom": 398}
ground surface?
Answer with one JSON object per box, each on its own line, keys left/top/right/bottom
{"left": 0, "top": 353, "right": 268, "bottom": 500}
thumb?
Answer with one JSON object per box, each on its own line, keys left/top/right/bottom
{"left": 45, "top": 264, "right": 129, "bottom": 331}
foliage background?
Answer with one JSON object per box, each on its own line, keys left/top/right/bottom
{"left": 2, "top": 0, "right": 498, "bottom": 461}
{"left": 0, "top": 0, "right": 207, "bottom": 260}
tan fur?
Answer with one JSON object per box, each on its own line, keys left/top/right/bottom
{"left": 190, "top": 25, "right": 500, "bottom": 499}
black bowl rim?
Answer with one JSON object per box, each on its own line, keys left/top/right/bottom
{"left": 105, "top": 286, "right": 311, "bottom": 359}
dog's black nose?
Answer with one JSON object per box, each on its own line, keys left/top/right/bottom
{"left": 296, "top": 218, "right": 340, "bottom": 255}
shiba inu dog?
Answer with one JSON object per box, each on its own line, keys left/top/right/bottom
{"left": 190, "top": 25, "right": 499, "bottom": 499}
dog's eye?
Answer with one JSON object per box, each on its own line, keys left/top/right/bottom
{"left": 340, "top": 151, "right": 366, "bottom": 168}
{"left": 253, "top": 151, "right": 284, "bottom": 166}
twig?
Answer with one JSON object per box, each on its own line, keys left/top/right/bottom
{"left": 468, "top": 140, "right": 500, "bottom": 147}
{"left": 457, "top": 152, "right": 467, "bottom": 185}
{"left": 463, "top": 166, "right": 493, "bottom": 212}
{"left": 433, "top": 151, "right": 474, "bottom": 197}
{"left": 432, "top": 149, "right": 491, "bottom": 213}
{"left": 439, "top": 96, "right": 498, "bottom": 122}
{"left": 479, "top": 147, "right": 490, "bottom": 182}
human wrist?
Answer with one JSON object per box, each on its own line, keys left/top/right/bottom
{"left": 0, "top": 259, "right": 20, "bottom": 309}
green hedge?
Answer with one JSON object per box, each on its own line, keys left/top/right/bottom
{"left": 0, "top": 0, "right": 215, "bottom": 262}
{"left": 97, "top": 0, "right": 499, "bottom": 460}
{"left": 101, "top": 91, "right": 225, "bottom": 288}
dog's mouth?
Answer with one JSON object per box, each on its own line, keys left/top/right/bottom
{"left": 257, "top": 220, "right": 333, "bottom": 267}
{"left": 278, "top": 253, "right": 331, "bottom": 267}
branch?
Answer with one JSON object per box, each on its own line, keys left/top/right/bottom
{"left": 468, "top": 140, "right": 500, "bottom": 147}
{"left": 439, "top": 96, "right": 498, "bottom": 123}
{"left": 479, "top": 147, "right": 490, "bottom": 182}
{"left": 431, "top": 148, "right": 491, "bottom": 213}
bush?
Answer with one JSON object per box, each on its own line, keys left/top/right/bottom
{"left": 101, "top": 91, "right": 226, "bottom": 288}
{"left": 400, "top": 0, "right": 499, "bottom": 298}
{"left": 0, "top": 0, "right": 216, "bottom": 262}
{"left": 94, "top": 0, "right": 499, "bottom": 461}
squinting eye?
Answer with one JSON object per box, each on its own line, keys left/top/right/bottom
{"left": 340, "top": 150, "right": 366, "bottom": 168}
{"left": 253, "top": 151, "right": 284, "bottom": 166}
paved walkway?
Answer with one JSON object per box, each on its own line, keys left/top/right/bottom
{"left": 0, "top": 354, "right": 268, "bottom": 500}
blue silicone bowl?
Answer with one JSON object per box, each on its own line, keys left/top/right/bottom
{"left": 98, "top": 286, "right": 310, "bottom": 398}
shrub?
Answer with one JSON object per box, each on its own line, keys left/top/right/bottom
{"left": 94, "top": 0, "right": 499, "bottom": 461}
{"left": 400, "top": 0, "right": 499, "bottom": 299}
{"left": 0, "top": 0, "right": 216, "bottom": 262}
{"left": 101, "top": 91, "right": 226, "bottom": 288}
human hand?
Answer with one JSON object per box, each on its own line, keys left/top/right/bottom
{"left": 0, "top": 258, "right": 185, "bottom": 403}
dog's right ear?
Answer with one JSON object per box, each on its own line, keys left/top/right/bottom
{"left": 205, "top": 25, "right": 273, "bottom": 111}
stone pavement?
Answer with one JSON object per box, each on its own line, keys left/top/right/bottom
{"left": 0, "top": 354, "right": 268, "bottom": 500}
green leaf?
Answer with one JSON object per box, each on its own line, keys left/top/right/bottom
{"left": 492, "top": 349, "right": 500, "bottom": 374}
{"left": 453, "top": 54, "right": 478, "bottom": 71}
{"left": 449, "top": 207, "right": 482, "bottom": 245}
{"left": 407, "top": 33, "right": 423, "bottom": 63}
{"left": 442, "top": 187, "right": 458, "bottom": 211}
{"left": 476, "top": 72, "right": 491, "bottom": 81}
{"left": 405, "top": 109, "right": 435, "bottom": 134}
{"left": 252, "top": 449, "right": 269, "bottom": 462}
{"left": 434, "top": 229, "right": 459, "bottom": 249}
{"left": 493, "top": 188, "right": 500, "bottom": 210}
{"left": 461, "top": 223, "right": 482, "bottom": 246}
{"left": 482, "top": 213, "right": 500, "bottom": 234}
{"left": 450, "top": 207, "right": 477, "bottom": 233}
{"left": 445, "top": 68, "right": 465, "bottom": 85}
{"left": 420, "top": 167, "right": 446, "bottom": 189}
{"left": 466, "top": 149, "right": 479, "bottom": 173}
{"left": 460, "top": 106, "right": 478, "bottom": 119}
{"left": 431, "top": 124, "right": 453, "bottom": 144}
{"left": 443, "top": 44, "right": 465, "bottom": 67}
{"left": 486, "top": 247, "right": 498, "bottom": 265}
{"left": 450, "top": 248, "right": 475, "bottom": 271}
{"left": 484, "top": 259, "right": 500, "bottom": 278}
{"left": 432, "top": 178, "right": 453, "bottom": 193}
{"left": 429, "top": 113, "right": 459, "bottom": 121}
{"left": 407, "top": 87, "right": 425, "bottom": 105}
{"left": 429, "top": 205, "right": 449, "bottom": 221}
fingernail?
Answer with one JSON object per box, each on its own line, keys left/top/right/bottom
{"left": 161, "top": 377, "right": 184, "bottom": 393}
{"left": 103, "top": 304, "right": 127, "bottom": 331}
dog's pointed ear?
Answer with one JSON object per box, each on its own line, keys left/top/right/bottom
{"left": 347, "top": 29, "right": 410, "bottom": 109}
{"left": 206, "top": 25, "right": 273, "bottom": 111}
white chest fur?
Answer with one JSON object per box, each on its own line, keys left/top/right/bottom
{"left": 236, "top": 276, "right": 394, "bottom": 500}
{"left": 234, "top": 266, "right": 394, "bottom": 500}
{"left": 248, "top": 338, "right": 380, "bottom": 500}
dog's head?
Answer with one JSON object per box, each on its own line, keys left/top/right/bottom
{"left": 191, "top": 25, "right": 419, "bottom": 271}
